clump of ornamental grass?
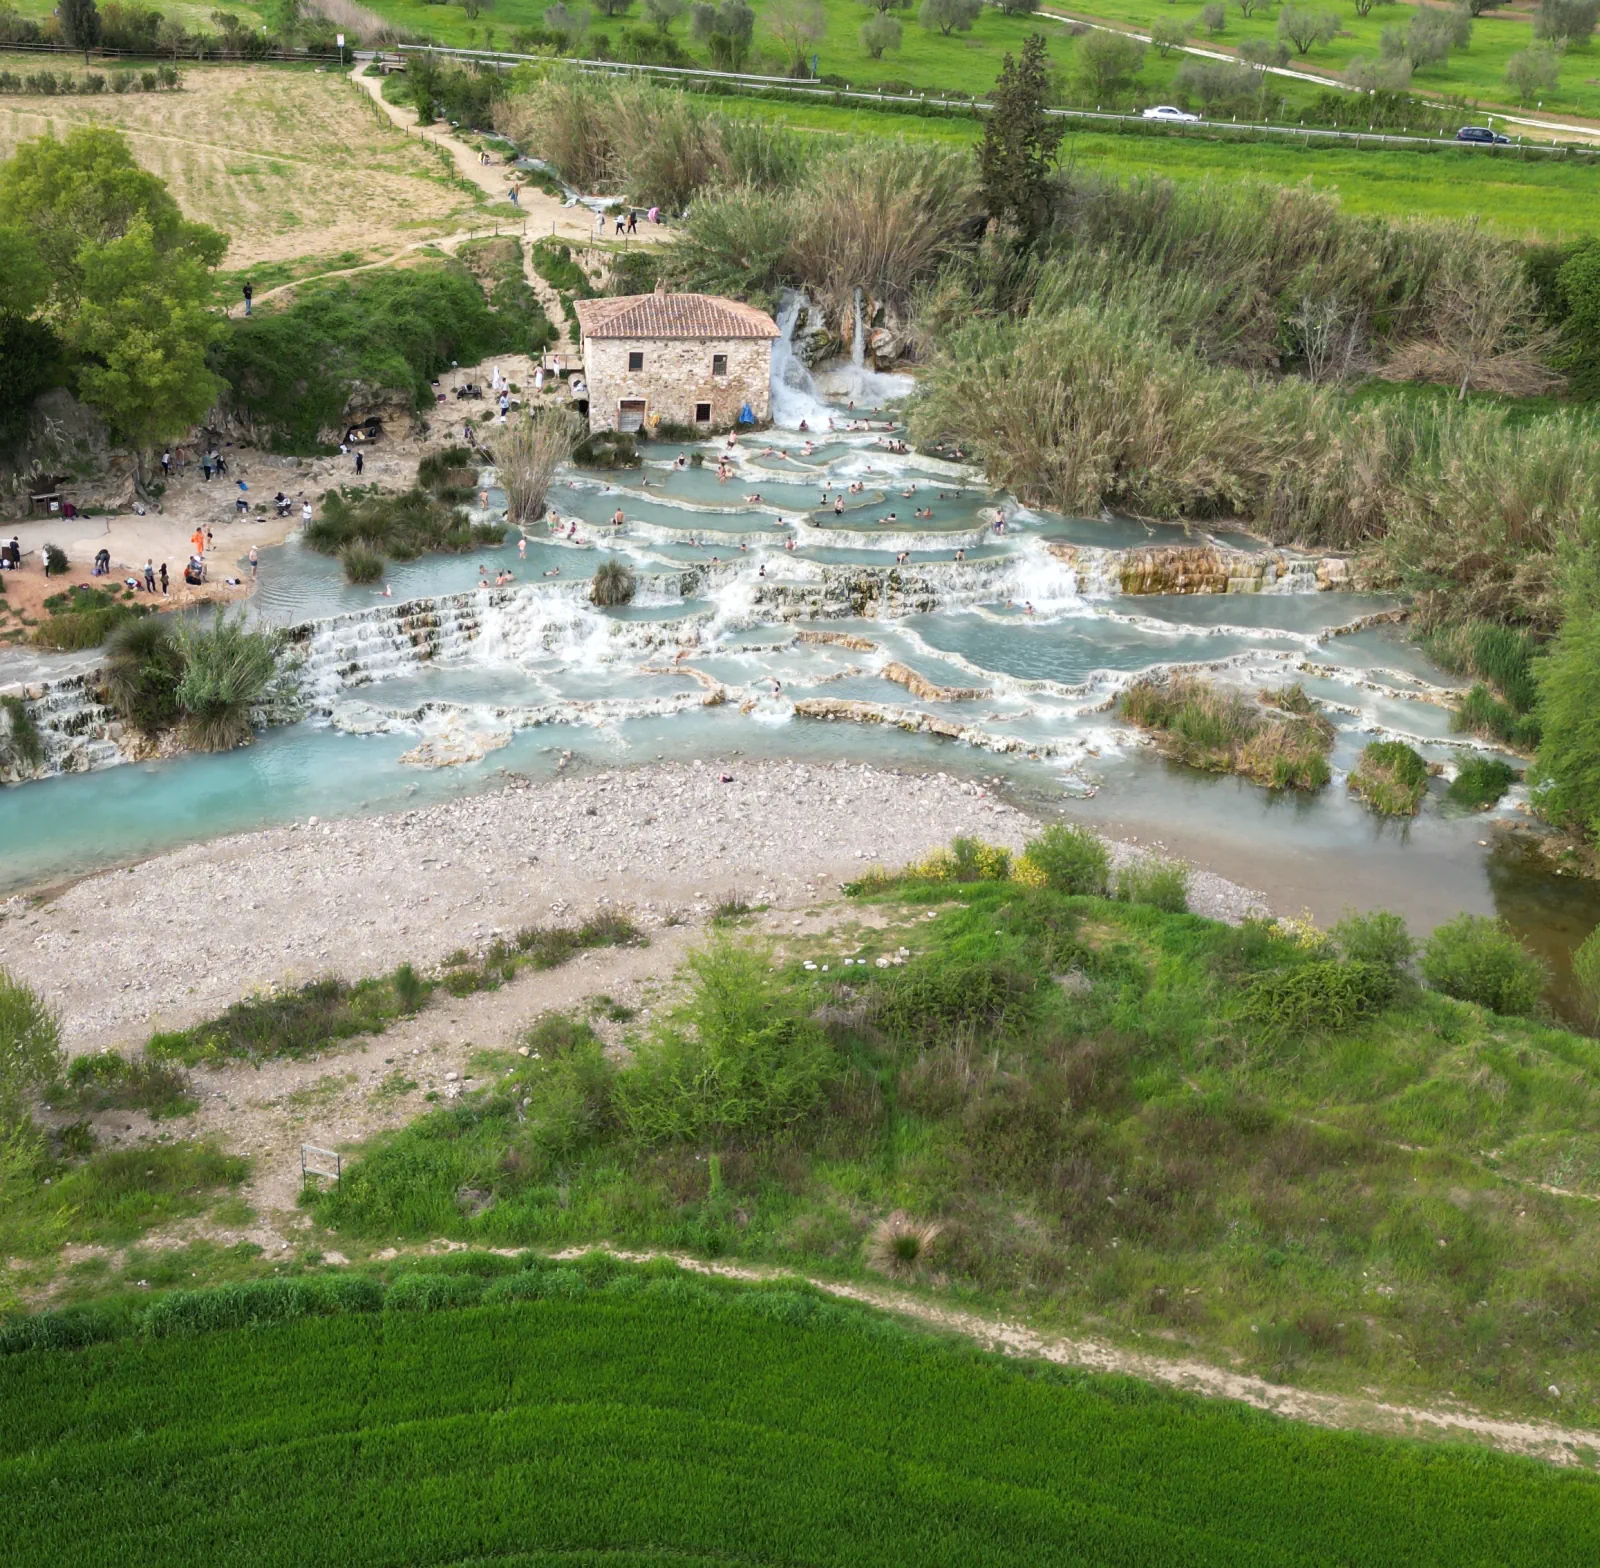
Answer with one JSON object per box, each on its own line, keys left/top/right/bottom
{"left": 865, "top": 1211, "right": 943, "bottom": 1280}
{"left": 590, "top": 559, "right": 636, "bottom": 607}
{"left": 172, "top": 613, "right": 282, "bottom": 753}
{"left": 1348, "top": 740, "right": 1430, "bottom": 816}
{"left": 1446, "top": 756, "right": 1517, "bottom": 810}
{"left": 338, "top": 544, "right": 384, "bottom": 585}
{"left": 101, "top": 617, "right": 184, "bottom": 735}
{"left": 1115, "top": 855, "right": 1191, "bottom": 914}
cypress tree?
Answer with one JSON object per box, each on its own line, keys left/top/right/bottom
{"left": 977, "top": 33, "right": 1064, "bottom": 244}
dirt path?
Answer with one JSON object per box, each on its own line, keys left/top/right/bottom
{"left": 540, "top": 1244, "right": 1600, "bottom": 1468}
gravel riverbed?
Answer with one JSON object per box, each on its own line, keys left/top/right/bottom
{"left": 1, "top": 760, "right": 1270, "bottom": 1052}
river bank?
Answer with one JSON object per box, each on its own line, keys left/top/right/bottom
{"left": 0, "top": 758, "right": 1268, "bottom": 1056}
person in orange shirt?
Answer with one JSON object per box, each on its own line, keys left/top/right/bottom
{"left": 191, "top": 528, "right": 205, "bottom": 556}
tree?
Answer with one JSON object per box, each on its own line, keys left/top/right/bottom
{"left": 644, "top": 0, "right": 685, "bottom": 29}
{"left": 1149, "top": 16, "right": 1187, "bottom": 54}
{"left": 155, "top": 16, "right": 187, "bottom": 57}
{"left": 1534, "top": 0, "right": 1600, "bottom": 43}
{"left": 58, "top": 0, "right": 100, "bottom": 57}
{"left": 494, "top": 408, "right": 580, "bottom": 527}
{"left": 1382, "top": 245, "right": 1562, "bottom": 400}
{"left": 544, "top": 2, "right": 591, "bottom": 48}
{"left": 860, "top": 11, "right": 902, "bottom": 55}
{"left": 690, "top": 0, "right": 754, "bottom": 67}
{"left": 70, "top": 217, "right": 226, "bottom": 452}
{"left": 919, "top": 0, "right": 981, "bottom": 34}
{"left": 592, "top": 0, "right": 630, "bottom": 18}
{"left": 1276, "top": 4, "right": 1337, "bottom": 54}
{"left": 1075, "top": 28, "right": 1145, "bottom": 98}
{"left": 1239, "top": 34, "right": 1289, "bottom": 67}
{"left": 1346, "top": 52, "right": 1413, "bottom": 89}
{"left": 0, "top": 969, "right": 60, "bottom": 1131}
{"left": 1506, "top": 41, "right": 1561, "bottom": 102}
{"left": 265, "top": 0, "right": 302, "bottom": 44}
{"left": 1200, "top": 2, "right": 1226, "bottom": 31}
{"left": 1383, "top": 3, "right": 1469, "bottom": 68}
{"left": 1464, "top": 0, "right": 1505, "bottom": 13}
{"left": 765, "top": 0, "right": 825, "bottom": 72}
{"left": 1233, "top": 0, "right": 1266, "bottom": 17}
{"left": 862, "top": 0, "right": 899, "bottom": 14}
{"left": 1534, "top": 547, "right": 1600, "bottom": 844}
{"left": 979, "top": 33, "right": 1062, "bottom": 241}
{"left": 0, "top": 127, "right": 225, "bottom": 318}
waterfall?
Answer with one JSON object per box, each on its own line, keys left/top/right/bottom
{"left": 769, "top": 291, "right": 836, "bottom": 431}
{"left": 852, "top": 288, "right": 866, "bottom": 371}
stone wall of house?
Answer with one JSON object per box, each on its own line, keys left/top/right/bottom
{"left": 581, "top": 335, "right": 772, "bottom": 433}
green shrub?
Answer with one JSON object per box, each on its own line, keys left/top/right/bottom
{"left": 1242, "top": 960, "right": 1397, "bottom": 1040}
{"left": 42, "top": 543, "right": 67, "bottom": 575}
{"left": 0, "top": 968, "right": 62, "bottom": 1128}
{"left": 213, "top": 263, "right": 533, "bottom": 452}
{"left": 1447, "top": 756, "right": 1517, "bottom": 809}
{"left": 62, "top": 1051, "right": 196, "bottom": 1119}
{"left": 1330, "top": 910, "right": 1415, "bottom": 978}
{"left": 1421, "top": 914, "right": 1547, "bottom": 1016}
{"left": 416, "top": 443, "right": 479, "bottom": 501}
{"left": 142, "top": 1276, "right": 381, "bottom": 1337}
{"left": 875, "top": 955, "right": 1040, "bottom": 1039}
{"left": 617, "top": 937, "right": 836, "bottom": 1143}
{"left": 0, "top": 693, "right": 43, "bottom": 771}
{"left": 1348, "top": 741, "right": 1430, "bottom": 816}
{"left": 393, "top": 962, "right": 427, "bottom": 1013}
{"left": 385, "top": 1271, "right": 487, "bottom": 1311}
{"left": 30, "top": 584, "right": 146, "bottom": 651}
{"left": 1022, "top": 823, "right": 1110, "bottom": 895}
{"left": 590, "top": 558, "right": 637, "bottom": 607}
{"left": 102, "top": 617, "right": 184, "bottom": 734}
{"left": 1573, "top": 925, "right": 1600, "bottom": 1033}
{"left": 172, "top": 613, "right": 282, "bottom": 752}
{"left": 512, "top": 1037, "right": 616, "bottom": 1171}
{"left": 1532, "top": 548, "right": 1600, "bottom": 841}
{"left": 572, "top": 429, "right": 640, "bottom": 468}
{"left": 1115, "top": 856, "right": 1190, "bottom": 913}
{"left": 309, "top": 486, "right": 500, "bottom": 565}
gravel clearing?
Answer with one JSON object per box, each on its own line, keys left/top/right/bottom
{"left": 1, "top": 759, "right": 1269, "bottom": 1053}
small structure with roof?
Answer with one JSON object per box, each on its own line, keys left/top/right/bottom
{"left": 573, "top": 288, "right": 780, "bottom": 435}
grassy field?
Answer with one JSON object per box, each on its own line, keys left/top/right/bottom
{"left": 293, "top": 867, "right": 1600, "bottom": 1427}
{"left": 705, "top": 95, "right": 1600, "bottom": 235}
{"left": 0, "top": 60, "right": 479, "bottom": 266}
{"left": 4, "top": 1269, "right": 1598, "bottom": 1563}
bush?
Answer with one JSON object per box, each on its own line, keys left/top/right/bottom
{"left": 1331, "top": 910, "right": 1415, "bottom": 978}
{"left": 1532, "top": 549, "right": 1600, "bottom": 840}
{"left": 1573, "top": 925, "right": 1600, "bottom": 1032}
{"left": 62, "top": 1051, "right": 195, "bottom": 1118}
{"left": 1421, "top": 914, "right": 1547, "bottom": 1016}
{"left": 0, "top": 968, "right": 62, "bottom": 1128}
{"left": 1243, "top": 960, "right": 1398, "bottom": 1040}
{"left": 1115, "top": 857, "right": 1190, "bottom": 914}
{"left": 590, "top": 558, "right": 637, "bottom": 607}
{"left": 42, "top": 543, "right": 67, "bottom": 576}
{"left": 875, "top": 954, "right": 1040, "bottom": 1039}
{"left": 1455, "top": 685, "right": 1541, "bottom": 750}
{"left": 142, "top": 1276, "right": 381, "bottom": 1337}
{"left": 1023, "top": 823, "right": 1109, "bottom": 896}
{"left": 385, "top": 1272, "right": 487, "bottom": 1311}
{"left": 1447, "top": 756, "right": 1517, "bottom": 810}
{"left": 308, "top": 487, "right": 500, "bottom": 566}
{"left": 1348, "top": 741, "right": 1429, "bottom": 817}
{"left": 616, "top": 937, "right": 836, "bottom": 1143}
{"left": 102, "top": 617, "right": 184, "bottom": 735}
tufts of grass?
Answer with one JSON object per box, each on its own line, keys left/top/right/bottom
{"left": 590, "top": 559, "right": 637, "bottom": 608}
{"left": 0, "top": 693, "right": 44, "bottom": 772}
{"left": 56, "top": 1052, "right": 197, "bottom": 1120}
{"left": 1120, "top": 677, "right": 1332, "bottom": 792}
{"left": 865, "top": 1211, "right": 943, "bottom": 1280}
{"left": 1421, "top": 915, "right": 1548, "bottom": 1018}
{"left": 1447, "top": 756, "right": 1518, "bottom": 810}
{"left": 338, "top": 544, "right": 384, "bottom": 585}
{"left": 711, "top": 892, "right": 754, "bottom": 923}
{"left": 1348, "top": 740, "right": 1430, "bottom": 817}
{"left": 308, "top": 486, "right": 504, "bottom": 569}
{"left": 1115, "top": 856, "right": 1190, "bottom": 914}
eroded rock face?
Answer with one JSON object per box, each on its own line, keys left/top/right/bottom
{"left": 1047, "top": 542, "right": 1355, "bottom": 596}
{"left": 880, "top": 661, "right": 988, "bottom": 702}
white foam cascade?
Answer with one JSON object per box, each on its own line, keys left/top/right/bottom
{"left": 770, "top": 292, "right": 835, "bottom": 431}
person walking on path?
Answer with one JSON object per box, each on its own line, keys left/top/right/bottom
{"left": 160, "top": 451, "right": 172, "bottom": 482}
{"left": 191, "top": 527, "right": 205, "bottom": 557}
{"left": 159, "top": 561, "right": 168, "bottom": 595}
{"left": 242, "top": 280, "right": 253, "bottom": 317}
{"left": 248, "top": 545, "right": 259, "bottom": 580}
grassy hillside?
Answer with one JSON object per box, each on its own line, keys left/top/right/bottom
{"left": 300, "top": 864, "right": 1600, "bottom": 1426}
{"left": 4, "top": 1269, "right": 1597, "bottom": 1563}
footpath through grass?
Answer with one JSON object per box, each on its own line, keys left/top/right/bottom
{"left": 3, "top": 1261, "right": 1597, "bottom": 1564}
{"left": 306, "top": 862, "right": 1600, "bottom": 1427}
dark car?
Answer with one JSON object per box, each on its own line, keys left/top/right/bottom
{"left": 1456, "top": 126, "right": 1511, "bottom": 144}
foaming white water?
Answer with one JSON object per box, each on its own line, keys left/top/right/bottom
{"left": 999, "top": 537, "right": 1088, "bottom": 619}
{"left": 770, "top": 293, "right": 836, "bottom": 431}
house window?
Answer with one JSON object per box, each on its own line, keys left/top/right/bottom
{"left": 711, "top": 353, "right": 728, "bottom": 377}
{"left": 694, "top": 402, "right": 712, "bottom": 424}
{"left": 627, "top": 350, "right": 644, "bottom": 372}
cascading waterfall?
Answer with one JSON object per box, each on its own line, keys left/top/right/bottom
{"left": 769, "top": 292, "right": 835, "bottom": 430}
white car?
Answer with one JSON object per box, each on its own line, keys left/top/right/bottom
{"left": 1141, "top": 105, "right": 1201, "bottom": 123}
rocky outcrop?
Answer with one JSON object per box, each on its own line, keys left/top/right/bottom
{"left": 791, "top": 697, "right": 1066, "bottom": 758}
{"left": 797, "top": 629, "right": 878, "bottom": 652}
{"left": 1047, "top": 541, "right": 1357, "bottom": 596}
{"left": 880, "top": 661, "right": 988, "bottom": 702}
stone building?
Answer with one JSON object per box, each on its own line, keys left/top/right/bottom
{"left": 573, "top": 290, "right": 779, "bottom": 435}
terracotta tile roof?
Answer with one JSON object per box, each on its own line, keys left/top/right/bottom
{"left": 574, "top": 292, "right": 780, "bottom": 341}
